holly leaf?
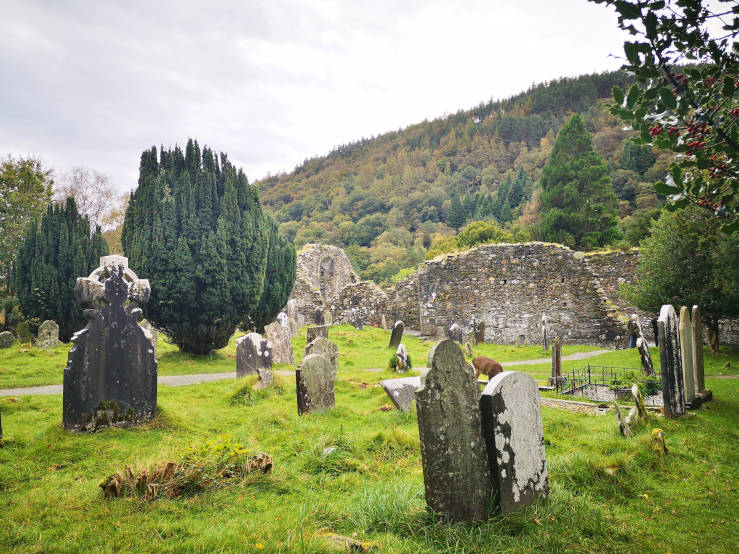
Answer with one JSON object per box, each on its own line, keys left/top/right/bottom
{"left": 613, "top": 86, "right": 625, "bottom": 105}
{"left": 660, "top": 88, "right": 677, "bottom": 110}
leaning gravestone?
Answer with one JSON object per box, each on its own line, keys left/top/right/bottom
{"left": 265, "top": 322, "right": 295, "bottom": 365}
{"left": 679, "top": 307, "right": 696, "bottom": 404}
{"left": 296, "top": 353, "right": 336, "bottom": 414}
{"left": 307, "top": 324, "right": 329, "bottom": 343}
{"left": 415, "top": 340, "right": 491, "bottom": 522}
{"left": 37, "top": 320, "right": 60, "bottom": 350}
{"left": 63, "top": 256, "right": 156, "bottom": 431}
{"left": 236, "top": 332, "right": 273, "bottom": 379}
{"left": 389, "top": 320, "right": 404, "bottom": 349}
{"left": 447, "top": 323, "right": 463, "bottom": 344}
{"left": 480, "top": 371, "right": 548, "bottom": 513}
{"left": 691, "top": 305, "right": 710, "bottom": 400}
{"left": 395, "top": 343, "right": 410, "bottom": 372}
{"left": 636, "top": 337, "right": 654, "bottom": 376}
{"left": 657, "top": 304, "right": 685, "bottom": 418}
{"left": 381, "top": 376, "right": 420, "bottom": 411}
{"left": 0, "top": 331, "right": 15, "bottom": 349}
{"left": 305, "top": 337, "right": 338, "bottom": 374}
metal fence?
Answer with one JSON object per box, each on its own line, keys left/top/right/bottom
{"left": 554, "top": 364, "right": 662, "bottom": 403}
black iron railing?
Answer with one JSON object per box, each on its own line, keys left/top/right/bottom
{"left": 555, "top": 363, "right": 662, "bottom": 400}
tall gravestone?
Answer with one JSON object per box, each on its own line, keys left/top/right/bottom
{"left": 236, "top": 332, "right": 273, "bottom": 382}
{"left": 63, "top": 256, "right": 156, "bottom": 431}
{"left": 307, "top": 324, "right": 329, "bottom": 343}
{"left": 691, "top": 305, "right": 710, "bottom": 400}
{"left": 296, "top": 354, "right": 335, "bottom": 414}
{"left": 305, "top": 337, "right": 338, "bottom": 375}
{"left": 549, "top": 337, "right": 562, "bottom": 385}
{"left": 37, "top": 320, "right": 60, "bottom": 349}
{"left": 657, "top": 304, "right": 685, "bottom": 418}
{"left": 265, "top": 322, "right": 295, "bottom": 365}
{"left": 541, "top": 314, "right": 549, "bottom": 351}
{"left": 480, "top": 371, "right": 548, "bottom": 513}
{"left": 389, "top": 320, "right": 404, "bottom": 349}
{"left": 415, "top": 340, "right": 491, "bottom": 522}
{"left": 679, "top": 307, "right": 696, "bottom": 404}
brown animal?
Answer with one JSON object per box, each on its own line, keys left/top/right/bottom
{"left": 472, "top": 356, "right": 503, "bottom": 380}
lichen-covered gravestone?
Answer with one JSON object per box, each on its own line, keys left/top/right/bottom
{"left": 305, "top": 337, "right": 338, "bottom": 374}
{"left": 37, "top": 320, "right": 60, "bottom": 349}
{"left": 636, "top": 337, "right": 654, "bottom": 376}
{"left": 691, "top": 305, "right": 710, "bottom": 401}
{"left": 381, "top": 376, "right": 420, "bottom": 411}
{"left": 388, "top": 320, "right": 404, "bottom": 349}
{"left": 0, "top": 331, "right": 15, "bottom": 349}
{"left": 236, "top": 332, "right": 273, "bottom": 384}
{"left": 447, "top": 323, "right": 463, "bottom": 344}
{"left": 480, "top": 371, "right": 548, "bottom": 513}
{"left": 395, "top": 343, "right": 410, "bottom": 372}
{"left": 657, "top": 304, "right": 685, "bottom": 418}
{"left": 679, "top": 307, "right": 696, "bottom": 403}
{"left": 381, "top": 314, "right": 388, "bottom": 333}
{"left": 63, "top": 256, "right": 156, "bottom": 431}
{"left": 415, "top": 340, "right": 492, "bottom": 522}
{"left": 322, "top": 310, "right": 333, "bottom": 326}
{"left": 296, "top": 354, "right": 336, "bottom": 414}
{"left": 265, "top": 322, "right": 295, "bottom": 365}
{"left": 306, "top": 324, "right": 329, "bottom": 343}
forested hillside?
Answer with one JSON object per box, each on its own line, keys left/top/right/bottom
{"left": 258, "top": 70, "right": 671, "bottom": 284}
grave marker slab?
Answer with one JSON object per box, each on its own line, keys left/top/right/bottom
{"left": 657, "top": 305, "right": 685, "bottom": 418}
{"left": 307, "top": 325, "right": 329, "bottom": 343}
{"left": 305, "top": 337, "right": 338, "bottom": 374}
{"left": 381, "top": 376, "right": 420, "bottom": 411}
{"left": 395, "top": 343, "right": 410, "bottom": 372}
{"left": 236, "top": 332, "right": 272, "bottom": 379}
{"left": 37, "top": 320, "right": 59, "bottom": 349}
{"left": 480, "top": 371, "right": 548, "bottom": 513}
{"left": 381, "top": 314, "right": 388, "bottom": 333}
{"left": 296, "top": 353, "right": 336, "bottom": 414}
{"left": 447, "top": 323, "right": 463, "bottom": 343}
{"left": 265, "top": 322, "right": 295, "bottom": 365}
{"left": 0, "top": 331, "right": 15, "bottom": 349}
{"left": 389, "top": 320, "right": 404, "bottom": 349}
{"left": 679, "top": 307, "right": 696, "bottom": 403}
{"left": 636, "top": 337, "right": 654, "bottom": 376}
{"left": 691, "top": 305, "right": 710, "bottom": 401}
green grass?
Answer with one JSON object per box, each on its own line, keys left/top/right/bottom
{"left": 0, "top": 337, "right": 737, "bottom": 551}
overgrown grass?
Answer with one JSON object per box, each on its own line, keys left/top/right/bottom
{"left": 0, "top": 337, "right": 737, "bottom": 551}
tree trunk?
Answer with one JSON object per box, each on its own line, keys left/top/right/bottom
{"left": 706, "top": 317, "right": 719, "bottom": 355}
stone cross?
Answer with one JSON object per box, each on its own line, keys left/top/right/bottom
{"left": 236, "top": 332, "right": 273, "bottom": 382}
{"left": 306, "top": 324, "right": 329, "bottom": 343}
{"left": 415, "top": 340, "right": 492, "bottom": 522}
{"left": 691, "top": 305, "right": 709, "bottom": 400}
{"left": 37, "top": 320, "right": 59, "bottom": 350}
{"left": 305, "top": 337, "right": 338, "bottom": 375}
{"left": 296, "top": 353, "right": 336, "bottom": 414}
{"left": 389, "top": 320, "right": 404, "bottom": 349}
{"left": 63, "top": 256, "right": 156, "bottom": 431}
{"left": 679, "top": 307, "right": 695, "bottom": 403}
{"left": 265, "top": 322, "right": 295, "bottom": 365}
{"left": 381, "top": 376, "right": 420, "bottom": 411}
{"left": 480, "top": 371, "right": 548, "bottom": 513}
{"left": 657, "top": 304, "right": 685, "bottom": 418}
{"left": 395, "top": 343, "right": 409, "bottom": 372}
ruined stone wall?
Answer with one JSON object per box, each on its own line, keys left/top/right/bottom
{"left": 417, "top": 243, "right": 627, "bottom": 347}
{"left": 386, "top": 272, "right": 420, "bottom": 329}
{"left": 334, "top": 281, "right": 388, "bottom": 327}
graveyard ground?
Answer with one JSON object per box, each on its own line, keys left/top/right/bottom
{"left": 0, "top": 326, "right": 737, "bottom": 552}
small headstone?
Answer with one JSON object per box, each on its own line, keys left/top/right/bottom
{"left": 415, "top": 340, "right": 491, "bottom": 522}
{"left": 236, "top": 332, "right": 273, "bottom": 379}
{"left": 37, "top": 320, "right": 60, "bottom": 349}
{"left": 631, "top": 384, "right": 647, "bottom": 422}
{"left": 286, "top": 299, "right": 299, "bottom": 320}
{"left": 657, "top": 305, "right": 685, "bottom": 418}
{"left": 265, "top": 322, "right": 295, "bottom": 365}
{"left": 691, "top": 305, "right": 709, "bottom": 399}
{"left": 613, "top": 401, "right": 633, "bottom": 437}
{"left": 381, "top": 314, "right": 388, "bottom": 333}
{"left": 305, "top": 337, "right": 338, "bottom": 374}
{"left": 473, "top": 319, "right": 485, "bottom": 345}
{"left": 652, "top": 428, "right": 668, "bottom": 456}
{"left": 306, "top": 325, "right": 329, "bottom": 343}
{"left": 0, "top": 331, "right": 15, "bottom": 349}
{"left": 446, "top": 323, "right": 463, "bottom": 344}
{"left": 679, "top": 307, "right": 695, "bottom": 403}
{"left": 480, "top": 371, "right": 548, "bottom": 513}
{"left": 389, "top": 320, "right": 404, "bottom": 349}
{"left": 313, "top": 307, "right": 323, "bottom": 325}
{"left": 464, "top": 342, "right": 473, "bottom": 358}
{"left": 296, "top": 353, "right": 336, "bottom": 414}
{"left": 380, "top": 376, "right": 420, "bottom": 411}
{"left": 138, "top": 319, "right": 158, "bottom": 357}
{"left": 541, "top": 314, "right": 549, "bottom": 351}
{"left": 395, "top": 343, "right": 409, "bottom": 373}
{"left": 276, "top": 311, "right": 289, "bottom": 330}
{"left": 636, "top": 337, "right": 654, "bottom": 376}
{"left": 322, "top": 310, "right": 333, "bottom": 326}
{"left": 350, "top": 307, "right": 363, "bottom": 330}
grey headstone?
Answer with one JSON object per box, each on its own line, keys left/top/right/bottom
{"left": 658, "top": 304, "right": 685, "bottom": 418}
{"left": 322, "top": 310, "right": 333, "bottom": 326}
{"left": 350, "top": 308, "right": 363, "bottom": 330}
{"left": 636, "top": 337, "right": 654, "bottom": 376}
{"left": 395, "top": 343, "right": 409, "bottom": 372}
{"left": 286, "top": 299, "right": 299, "bottom": 321}
{"left": 265, "top": 322, "right": 295, "bottom": 365}
{"left": 541, "top": 314, "right": 548, "bottom": 351}
{"left": 305, "top": 337, "right": 338, "bottom": 374}
{"left": 415, "top": 340, "right": 492, "bottom": 522}
{"left": 276, "top": 311, "right": 289, "bottom": 330}
{"left": 63, "top": 261, "right": 157, "bottom": 431}
{"left": 691, "top": 305, "right": 706, "bottom": 393}
{"left": 679, "top": 307, "right": 695, "bottom": 402}
{"left": 314, "top": 307, "right": 323, "bottom": 325}
{"left": 381, "top": 314, "right": 388, "bottom": 332}
{"left": 447, "top": 323, "right": 463, "bottom": 344}
{"left": 464, "top": 342, "right": 473, "bottom": 358}
{"left": 236, "top": 332, "right": 273, "bottom": 379}
{"left": 307, "top": 325, "right": 329, "bottom": 343}
{"left": 37, "top": 320, "right": 60, "bottom": 349}
{"left": 0, "top": 331, "right": 15, "bottom": 349}
{"left": 480, "top": 371, "right": 548, "bottom": 513}
{"left": 296, "top": 353, "right": 336, "bottom": 414}
{"left": 381, "top": 376, "right": 420, "bottom": 411}
{"left": 389, "top": 320, "right": 404, "bottom": 349}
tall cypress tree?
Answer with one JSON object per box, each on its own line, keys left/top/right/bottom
{"left": 538, "top": 114, "right": 620, "bottom": 249}
{"left": 122, "top": 140, "right": 295, "bottom": 354}
{"left": 13, "top": 198, "right": 109, "bottom": 341}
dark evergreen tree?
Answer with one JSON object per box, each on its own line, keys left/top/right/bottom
{"left": 448, "top": 192, "right": 466, "bottom": 230}
{"left": 620, "top": 141, "right": 656, "bottom": 175}
{"left": 13, "top": 198, "right": 109, "bottom": 341}
{"left": 539, "top": 114, "right": 621, "bottom": 249}
{"left": 122, "top": 140, "right": 295, "bottom": 354}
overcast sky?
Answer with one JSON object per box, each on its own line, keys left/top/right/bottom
{"left": 1, "top": 0, "right": 629, "bottom": 193}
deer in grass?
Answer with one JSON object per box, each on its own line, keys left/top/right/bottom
{"left": 472, "top": 356, "right": 503, "bottom": 381}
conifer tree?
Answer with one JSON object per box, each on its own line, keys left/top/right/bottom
{"left": 122, "top": 140, "right": 295, "bottom": 354}
{"left": 448, "top": 192, "right": 466, "bottom": 230}
{"left": 13, "top": 198, "right": 109, "bottom": 341}
{"left": 538, "top": 114, "right": 620, "bottom": 249}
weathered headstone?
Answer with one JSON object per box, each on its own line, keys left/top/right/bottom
{"left": 474, "top": 319, "right": 485, "bottom": 345}
{"left": 381, "top": 314, "right": 388, "bottom": 333}
{"left": 296, "top": 353, "right": 336, "bottom": 414}
{"left": 389, "top": 320, "right": 404, "bottom": 349}
{"left": 480, "top": 371, "right": 548, "bottom": 513}
{"left": 305, "top": 336, "right": 338, "bottom": 374}
{"left": 63, "top": 257, "right": 156, "bottom": 431}
{"left": 139, "top": 319, "right": 158, "bottom": 358}
{"left": 613, "top": 401, "right": 633, "bottom": 437}
{"left": 313, "top": 307, "right": 323, "bottom": 325}
{"left": 447, "top": 323, "right": 463, "bottom": 344}
{"left": 691, "top": 305, "right": 710, "bottom": 401}
{"left": 679, "top": 307, "right": 696, "bottom": 403}
{"left": 636, "top": 337, "right": 654, "bottom": 376}
{"left": 0, "top": 331, "right": 15, "bottom": 349}
{"left": 265, "top": 322, "right": 295, "bottom": 365}
{"left": 350, "top": 307, "right": 363, "bottom": 330}
{"left": 395, "top": 343, "right": 409, "bottom": 372}
{"left": 657, "top": 304, "right": 685, "bottom": 418}
{"left": 322, "top": 310, "right": 333, "bottom": 326}
{"left": 276, "top": 311, "right": 289, "bottom": 331}
{"left": 37, "top": 320, "right": 60, "bottom": 349}
{"left": 381, "top": 376, "right": 420, "bottom": 411}
{"left": 631, "top": 384, "right": 647, "bottom": 422}
{"left": 236, "top": 332, "right": 273, "bottom": 379}
{"left": 541, "top": 314, "right": 549, "bottom": 351}
{"left": 549, "top": 337, "right": 562, "bottom": 385}
{"left": 306, "top": 324, "right": 329, "bottom": 343}
{"left": 464, "top": 342, "right": 473, "bottom": 358}
{"left": 415, "top": 340, "right": 491, "bottom": 522}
